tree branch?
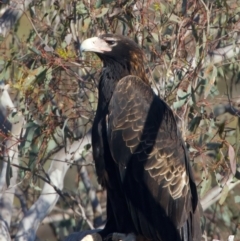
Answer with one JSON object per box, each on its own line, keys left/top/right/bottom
{"left": 15, "top": 131, "right": 91, "bottom": 241}
{"left": 200, "top": 174, "right": 240, "bottom": 211}
{"left": 204, "top": 39, "right": 240, "bottom": 67}
{"left": 0, "top": 84, "right": 23, "bottom": 237}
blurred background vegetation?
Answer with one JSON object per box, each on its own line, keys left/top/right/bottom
{"left": 0, "top": 0, "right": 240, "bottom": 240}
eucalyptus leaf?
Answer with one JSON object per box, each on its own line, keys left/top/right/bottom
{"left": 219, "top": 185, "right": 229, "bottom": 205}
{"left": 215, "top": 172, "right": 224, "bottom": 186}
{"left": 81, "top": 17, "right": 91, "bottom": 33}
{"left": 221, "top": 206, "right": 231, "bottom": 227}
{"left": 206, "top": 142, "right": 223, "bottom": 149}
{"left": 200, "top": 173, "right": 212, "bottom": 198}
{"left": 95, "top": 0, "right": 102, "bottom": 8}
{"left": 21, "top": 66, "right": 47, "bottom": 89}
{"left": 65, "top": 34, "right": 72, "bottom": 46}
{"left": 23, "top": 125, "right": 40, "bottom": 155}
{"left": 76, "top": 2, "right": 88, "bottom": 14}
{"left": 95, "top": 8, "right": 109, "bottom": 18}
{"left": 151, "top": 33, "right": 159, "bottom": 42}
{"left": 169, "top": 14, "right": 180, "bottom": 23}
{"left": 28, "top": 47, "right": 41, "bottom": 55}
{"left": 177, "top": 89, "right": 189, "bottom": 99}
{"left": 218, "top": 67, "right": 224, "bottom": 77}
{"left": 173, "top": 99, "right": 186, "bottom": 109}
{"left": 204, "top": 64, "right": 217, "bottom": 99}
{"left": 47, "top": 139, "right": 58, "bottom": 152}
{"left": 30, "top": 183, "right": 42, "bottom": 191}
{"left": 23, "top": 122, "right": 39, "bottom": 129}
{"left": 6, "top": 156, "right": 12, "bottom": 188}
{"left": 228, "top": 144, "right": 236, "bottom": 175}
{"left": 202, "top": 31, "right": 206, "bottom": 50}
{"left": 234, "top": 195, "right": 240, "bottom": 203}
{"left": 188, "top": 116, "right": 201, "bottom": 132}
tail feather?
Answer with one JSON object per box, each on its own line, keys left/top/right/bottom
{"left": 181, "top": 203, "right": 203, "bottom": 241}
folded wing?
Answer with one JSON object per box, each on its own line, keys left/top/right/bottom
{"left": 108, "top": 75, "right": 199, "bottom": 240}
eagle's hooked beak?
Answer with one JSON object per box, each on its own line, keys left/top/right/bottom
{"left": 80, "top": 37, "right": 112, "bottom": 53}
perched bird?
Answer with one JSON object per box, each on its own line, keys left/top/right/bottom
{"left": 81, "top": 34, "right": 202, "bottom": 241}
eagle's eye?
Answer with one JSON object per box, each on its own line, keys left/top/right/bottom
{"left": 105, "top": 40, "right": 116, "bottom": 45}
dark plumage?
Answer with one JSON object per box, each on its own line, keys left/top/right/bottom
{"left": 81, "top": 34, "right": 202, "bottom": 241}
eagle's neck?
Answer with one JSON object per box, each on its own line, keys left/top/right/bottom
{"left": 98, "top": 59, "right": 130, "bottom": 109}
{"left": 98, "top": 57, "right": 148, "bottom": 110}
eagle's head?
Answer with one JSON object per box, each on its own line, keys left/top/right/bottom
{"left": 81, "top": 34, "right": 148, "bottom": 83}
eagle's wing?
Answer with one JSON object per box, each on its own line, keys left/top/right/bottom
{"left": 108, "top": 75, "right": 199, "bottom": 240}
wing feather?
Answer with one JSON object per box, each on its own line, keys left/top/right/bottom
{"left": 108, "top": 75, "right": 198, "bottom": 237}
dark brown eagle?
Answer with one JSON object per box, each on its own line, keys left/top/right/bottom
{"left": 81, "top": 34, "right": 202, "bottom": 241}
